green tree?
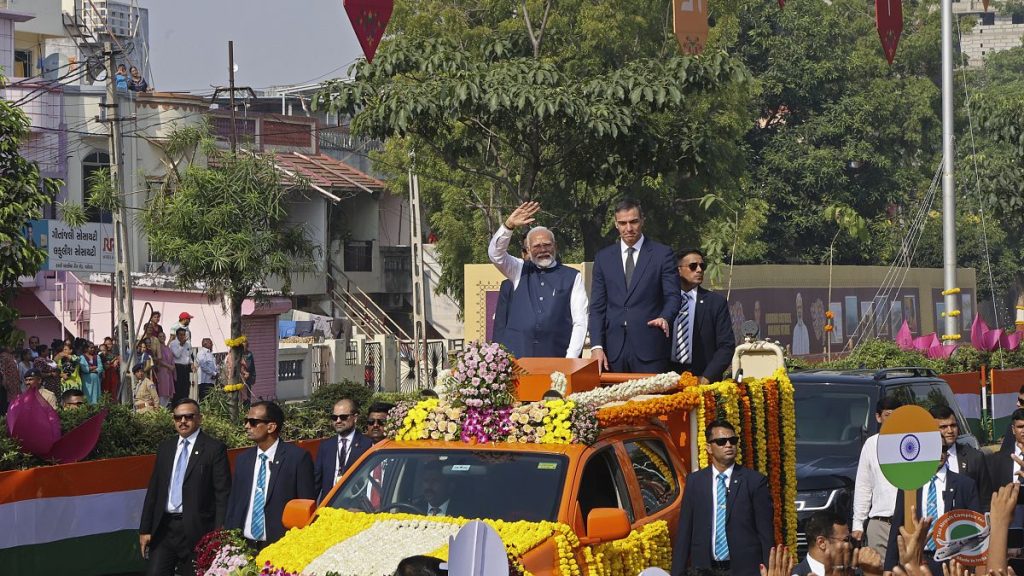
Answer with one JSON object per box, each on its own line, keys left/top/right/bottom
{"left": 137, "top": 127, "right": 317, "bottom": 384}
{"left": 717, "top": 0, "right": 946, "bottom": 266}
{"left": 315, "top": 0, "right": 754, "bottom": 304}
{"left": 0, "top": 72, "right": 61, "bottom": 346}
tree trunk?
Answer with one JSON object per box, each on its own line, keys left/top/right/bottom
{"left": 229, "top": 291, "right": 244, "bottom": 415}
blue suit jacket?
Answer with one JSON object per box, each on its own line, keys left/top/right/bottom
{"left": 224, "top": 440, "right": 316, "bottom": 545}
{"left": 588, "top": 238, "right": 680, "bottom": 371}
{"left": 674, "top": 287, "right": 736, "bottom": 381}
{"left": 313, "top": 430, "right": 373, "bottom": 502}
{"left": 883, "top": 470, "right": 981, "bottom": 571}
{"left": 671, "top": 465, "right": 775, "bottom": 576}
{"left": 492, "top": 279, "right": 514, "bottom": 345}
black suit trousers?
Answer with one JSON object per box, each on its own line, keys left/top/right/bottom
{"left": 173, "top": 364, "right": 191, "bottom": 403}
{"left": 147, "top": 515, "right": 193, "bottom": 576}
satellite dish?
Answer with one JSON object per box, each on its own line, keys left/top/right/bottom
{"left": 42, "top": 53, "right": 66, "bottom": 81}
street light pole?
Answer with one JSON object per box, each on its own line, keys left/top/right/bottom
{"left": 940, "top": 0, "right": 959, "bottom": 341}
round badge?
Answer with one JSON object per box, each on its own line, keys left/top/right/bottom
{"left": 931, "top": 509, "right": 989, "bottom": 566}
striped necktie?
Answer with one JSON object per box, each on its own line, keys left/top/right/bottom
{"left": 252, "top": 453, "right": 268, "bottom": 540}
{"left": 674, "top": 293, "right": 691, "bottom": 364}
{"left": 714, "top": 473, "right": 729, "bottom": 560}
{"left": 925, "top": 475, "right": 938, "bottom": 551}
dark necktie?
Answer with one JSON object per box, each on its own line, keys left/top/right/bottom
{"left": 625, "top": 247, "right": 636, "bottom": 288}
{"left": 336, "top": 437, "right": 348, "bottom": 480}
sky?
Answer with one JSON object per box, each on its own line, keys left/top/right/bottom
{"left": 138, "top": 0, "right": 365, "bottom": 94}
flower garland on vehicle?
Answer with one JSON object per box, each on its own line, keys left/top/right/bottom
{"left": 394, "top": 398, "right": 440, "bottom": 441}
{"left": 582, "top": 520, "right": 672, "bottom": 576}
{"left": 738, "top": 383, "right": 755, "bottom": 466}
{"left": 777, "top": 368, "right": 798, "bottom": 552}
{"left": 446, "top": 341, "right": 517, "bottom": 409}
{"left": 255, "top": 507, "right": 585, "bottom": 576}
{"left": 596, "top": 388, "right": 702, "bottom": 428}
{"left": 764, "top": 376, "right": 784, "bottom": 546}
{"left": 194, "top": 529, "right": 252, "bottom": 576}
{"left": 636, "top": 443, "right": 677, "bottom": 492}
{"left": 747, "top": 378, "right": 768, "bottom": 475}
{"left": 566, "top": 372, "right": 681, "bottom": 406}
{"left": 696, "top": 394, "right": 708, "bottom": 468}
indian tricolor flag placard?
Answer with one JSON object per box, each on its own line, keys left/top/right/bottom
{"left": 877, "top": 405, "right": 943, "bottom": 490}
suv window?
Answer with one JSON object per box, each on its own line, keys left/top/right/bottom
{"left": 624, "top": 439, "right": 679, "bottom": 515}
{"left": 882, "top": 382, "right": 971, "bottom": 437}
{"left": 578, "top": 447, "right": 634, "bottom": 524}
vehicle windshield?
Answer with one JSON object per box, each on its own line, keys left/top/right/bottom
{"left": 794, "top": 385, "right": 873, "bottom": 460}
{"left": 327, "top": 449, "right": 568, "bottom": 522}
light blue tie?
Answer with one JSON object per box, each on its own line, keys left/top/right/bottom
{"left": 674, "top": 293, "right": 691, "bottom": 364}
{"left": 714, "top": 473, "right": 730, "bottom": 560}
{"left": 925, "top": 475, "right": 938, "bottom": 551}
{"left": 169, "top": 439, "right": 189, "bottom": 510}
{"left": 252, "top": 453, "right": 268, "bottom": 540}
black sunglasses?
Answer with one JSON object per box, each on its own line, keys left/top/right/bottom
{"left": 710, "top": 436, "right": 739, "bottom": 446}
{"left": 172, "top": 413, "right": 197, "bottom": 422}
{"left": 367, "top": 418, "right": 387, "bottom": 426}
{"left": 244, "top": 417, "right": 270, "bottom": 427}
{"left": 681, "top": 262, "right": 707, "bottom": 271}
{"left": 331, "top": 414, "right": 355, "bottom": 421}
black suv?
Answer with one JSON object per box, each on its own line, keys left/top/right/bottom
{"left": 791, "top": 367, "right": 977, "bottom": 551}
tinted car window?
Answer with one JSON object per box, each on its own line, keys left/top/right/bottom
{"left": 624, "top": 439, "right": 679, "bottom": 515}
{"left": 328, "top": 450, "right": 568, "bottom": 522}
{"left": 794, "top": 386, "right": 873, "bottom": 457}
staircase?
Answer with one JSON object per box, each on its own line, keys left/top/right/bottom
{"left": 34, "top": 271, "right": 93, "bottom": 340}
{"left": 422, "top": 245, "right": 464, "bottom": 340}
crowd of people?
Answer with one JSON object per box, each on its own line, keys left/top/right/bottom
{"left": 489, "top": 198, "right": 735, "bottom": 384}
{"left": 139, "top": 396, "right": 395, "bottom": 576}
{"left": 0, "top": 309, "right": 247, "bottom": 416}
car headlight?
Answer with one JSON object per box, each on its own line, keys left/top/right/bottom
{"left": 796, "top": 488, "right": 837, "bottom": 511}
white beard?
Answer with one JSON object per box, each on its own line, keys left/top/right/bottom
{"left": 534, "top": 256, "right": 555, "bottom": 268}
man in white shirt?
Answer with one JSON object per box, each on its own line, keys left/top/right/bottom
{"left": 168, "top": 328, "right": 193, "bottom": 404}
{"left": 851, "top": 396, "right": 903, "bottom": 559}
{"left": 196, "top": 338, "right": 218, "bottom": 401}
{"left": 168, "top": 312, "right": 193, "bottom": 347}
{"left": 487, "top": 201, "right": 588, "bottom": 358}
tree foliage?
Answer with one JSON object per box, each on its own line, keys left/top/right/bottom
{"left": 0, "top": 72, "right": 61, "bottom": 346}
{"left": 138, "top": 127, "right": 317, "bottom": 343}
{"left": 315, "top": 0, "right": 754, "bottom": 303}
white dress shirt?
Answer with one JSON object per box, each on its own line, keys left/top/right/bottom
{"left": 923, "top": 466, "right": 947, "bottom": 519}
{"left": 487, "top": 225, "right": 588, "bottom": 357}
{"left": 334, "top": 430, "right": 356, "bottom": 482}
{"left": 619, "top": 236, "right": 645, "bottom": 269}
{"left": 197, "top": 348, "right": 218, "bottom": 384}
{"left": 806, "top": 554, "right": 826, "bottom": 576}
{"left": 169, "top": 340, "right": 191, "bottom": 366}
{"left": 166, "top": 428, "right": 200, "bottom": 513}
{"left": 945, "top": 446, "right": 959, "bottom": 474}
{"left": 244, "top": 439, "right": 279, "bottom": 541}
{"left": 852, "top": 434, "right": 897, "bottom": 532}
{"left": 711, "top": 464, "right": 734, "bottom": 558}
{"left": 1013, "top": 444, "right": 1023, "bottom": 484}
{"left": 427, "top": 499, "right": 450, "bottom": 516}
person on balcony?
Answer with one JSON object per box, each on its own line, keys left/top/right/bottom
{"left": 128, "top": 66, "right": 149, "bottom": 93}
{"left": 487, "top": 201, "right": 587, "bottom": 358}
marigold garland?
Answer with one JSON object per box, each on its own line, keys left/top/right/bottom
{"left": 636, "top": 443, "right": 678, "bottom": 492}
{"left": 747, "top": 379, "right": 768, "bottom": 475}
{"left": 396, "top": 398, "right": 440, "bottom": 441}
{"left": 696, "top": 397, "right": 708, "bottom": 469}
{"left": 222, "top": 383, "right": 244, "bottom": 393}
{"left": 764, "top": 377, "right": 784, "bottom": 546}
{"left": 583, "top": 521, "right": 672, "bottom": 576}
{"left": 596, "top": 389, "right": 702, "bottom": 428}
{"left": 738, "top": 383, "right": 755, "bottom": 467}
{"left": 777, "top": 368, "right": 798, "bottom": 552}
{"left": 224, "top": 335, "right": 248, "bottom": 348}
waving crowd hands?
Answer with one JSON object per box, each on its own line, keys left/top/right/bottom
{"left": 761, "top": 483, "right": 1021, "bottom": 576}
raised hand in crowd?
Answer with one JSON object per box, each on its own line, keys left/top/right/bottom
{"left": 941, "top": 558, "right": 971, "bottom": 576}
{"left": 986, "top": 482, "right": 1020, "bottom": 575}
{"left": 893, "top": 561, "right": 935, "bottom": 576}
{"left": 896, "top": 505, "right": 933, "bottom": 569}
{"left": 758, "top": 545, "right": 794, "bottom": 576}
{"left": 853, "top": 544, "right": 884, "bottom": 576}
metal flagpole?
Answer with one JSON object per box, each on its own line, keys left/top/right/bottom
{"left": 940, "top": 0, "right": 959, "bottom": 341}
{"left": 408, "top": 153, "right": 428, "bottom": 390}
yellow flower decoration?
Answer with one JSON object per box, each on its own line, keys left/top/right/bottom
{"left": 224, "top": 335, "right": 248, "bottom": 347}
{"left": 941, "top": 287, "right": 961, "bottom": 296}
{"left": 396, "top": 398, "right": 440, "bottom": 441}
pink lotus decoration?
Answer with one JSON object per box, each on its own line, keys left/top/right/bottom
{"left": 894, "top": 320, "right": 957, "bottom": 359}
{"left": 970, "top": 314, "right": 1022, "bottom": 352}
{"left": 6, "top": 390, "right": 108, "bottom": 463}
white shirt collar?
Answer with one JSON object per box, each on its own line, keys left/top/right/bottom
{"left": 713, "top": 463, "right": 735, "bottom": 480}
{"left": 338, "top": 429, "right": 356, "bottom": 443}
{"left": 179, "top": 428, "right": 200, "bottom": 446}
{"left": 428, "top": 499, "right": 450, "bottom": 516}
{"left": 259, "top": 439, "right": 280, "bottom": 462}
{"left": 806, "top": 554, "right": 826, "bottom": 576}
{"left": 620, "top": 236, "right": 645, "bottom": 255}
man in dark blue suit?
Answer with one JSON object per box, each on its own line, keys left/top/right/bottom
{"left": 589, "top": 198, "right": 680, "bottom": 373}
{"left": 882, "top": 449, "right": 981, "bottom": 573}
{"left": 669, "top": 249, "right": 735, "bottom": 384}
{"left": 672, "top": 419, "right": 775, "bottom": 576}
{"left": 314, "top": 398, "right": 374, "bottom": 501}
{"left": 225, "top": 401, "right": 316, "bottom": 549}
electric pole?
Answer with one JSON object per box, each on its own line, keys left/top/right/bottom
{"left": 408, "top": 154, "right": 428, "bottom": 390}
{"left": 101, "top": 42, "right": 137, "bottom": 402}
{"left": 211, "top": 41, "right": 256, "bottom": 154}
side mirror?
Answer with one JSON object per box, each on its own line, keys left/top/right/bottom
{"left": 586, "top": 508, "right": 631, "bottom": 543}
{"left": 282, "top": 499, "right": 317, "bottom": 530}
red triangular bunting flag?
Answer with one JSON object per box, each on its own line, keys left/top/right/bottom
{"left": 344, "top": 0, "right": 394, "bottom": 63}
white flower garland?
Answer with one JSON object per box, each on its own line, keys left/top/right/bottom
{"left": 566, "top": 372, "right": 680, "bottom": 407}
{"left": 303, "top": 519, "right": 460, "bottom": 576}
